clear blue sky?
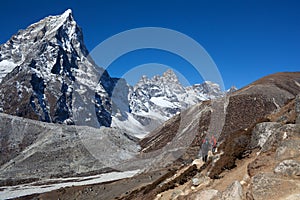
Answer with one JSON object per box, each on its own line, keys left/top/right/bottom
{"left": 1, "top": 0, "right": 299, "bottom": 89}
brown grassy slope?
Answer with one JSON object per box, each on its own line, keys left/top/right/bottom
{"left": 209, "top": 72, "right": 300, "bottom": 178}
{"left": 139, "top": 72, "right": 300, "bottom": 178}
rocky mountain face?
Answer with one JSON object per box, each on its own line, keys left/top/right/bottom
{"left": 112, "top": 69, "right": 223, "bottom": 137}
{"left": 130, "top": 69, "right": 222, "bottom": 119}
{"left": 0, "top": 9, "right": 115, "bottom": 127}
{"left": 130, "top": 70, "right": 221, "bottom": 115}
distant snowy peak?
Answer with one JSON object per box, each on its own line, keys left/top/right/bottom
{"left": 112, "top": 69, "right": 224, "bottom": 137}
{"left": 187, "top": 81, "right": 223, "bottom": 99}
{"left": 0, "top": 9, "right": 234, "bottom": 138}
{"left": 130, "top": 69, "right": 223, "bottom": 110}
{"left": 161, "top": 69, "right": 181, "bottom": 83}
{"left": 227, "top": 85, "right": 238, "bottom": 94}
{"left": 136, "top": 69, "right": 180, "bottom": 85}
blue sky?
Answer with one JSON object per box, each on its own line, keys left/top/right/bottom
{"left": 0, "top": 0, "right": 299, "bottom": 89}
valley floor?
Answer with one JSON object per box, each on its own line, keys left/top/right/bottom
{"left": 0, "top": 170, "right": 139, "bottom": 199}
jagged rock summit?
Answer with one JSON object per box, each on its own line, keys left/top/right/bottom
{"left": 130, "top": 69, "right": 223, "bottom": 116}
{"left": 0, "top": 9, "right": 114, "bottom": 127}
{"left": 112, "top": 69, "right": 224, "bottom": 137}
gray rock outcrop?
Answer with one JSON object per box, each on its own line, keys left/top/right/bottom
{"left": 276, "top": 139, "right": 300, "bottom": 161}
{"left": 250, "top": 122, "right": 281, "bottom": 151}
{"left": 221, "top": 181, "right": 243, "bottom": 200}
{"left": 274, "top": 159, "right": 300, "bottom": 177}
{"left": 188, "top": 189, "right": 221, "bottom": 200}
{"left": 192, "top": 177, "right": 201, "bottom": 186}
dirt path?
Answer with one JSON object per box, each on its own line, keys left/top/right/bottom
{"left": 154, "top": 152, "right": 258, "bottom": 199}
{"left": 211, "top": 153, "right": 257, "bottom": 192}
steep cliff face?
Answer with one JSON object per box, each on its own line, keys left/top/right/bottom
{"left": 0, "top": 9, "right": 113, "bottom": 127}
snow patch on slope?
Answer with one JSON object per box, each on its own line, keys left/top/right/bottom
{"left": 0, "top": 60, "right": 18, "bottom": 82}
{"left": 150, "top": 96, "right": 178, "bottom": 108}
{"left": 112, "top": 113, "right": 148, "bottom": 138}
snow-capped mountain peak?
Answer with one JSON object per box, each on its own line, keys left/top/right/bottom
{"left": 162, "top": 69, "right": 180, "bottom": 83}
{"left": 0, "top": 9, "right": 83, "bottom": 82}
{"left": 28, "top": 9, "right": 75, "bottom": 39}
{"left": 112, "top": 69, "right": 224, "bottom": 137}
{"left": 0, "top": 9, "right": 113, "bottom": 127}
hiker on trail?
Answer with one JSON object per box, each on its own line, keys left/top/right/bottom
{"left": 201, "top": 138, "right": 209, "bottom": 162}
{"left": 211, "top": 135, "right": 217, "bottom": 153}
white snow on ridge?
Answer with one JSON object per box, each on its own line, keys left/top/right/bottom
{"left": 0, "top": 170, "right": 140, "bottom": 200}
{"left": 150, "top": 96, "right": 177, "bottom": 108}
{"left": 45, "top": 9, "right": 75, "bottom": 38}
{"left": 0, "top": 60, "right": 18, "bottom": 82}
{"left": 112, "top": 113, "right": 148, "bottom": 138}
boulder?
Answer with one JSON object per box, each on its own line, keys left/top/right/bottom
{"left": 192, "top": 159, "right": 204, "bottom": 169}
{"left": 285, "top": 194, "right": 300, "bottom": 200}
{"left": 192, "top": 178, "right": 201, "bottom": 186}
{"left": 221, "top": 181, "right": 243, "bottom": 200}
{"left": 275, "top": 140, "right": 300, "bottom": 161}
{"left": 193, "top": 175, "right": 211, "bottom": 188}
{"left": 249, "top": 122, "right": 281, "bottom": 151}
{"left": 186, "top": 189, "right": 221, "bottom": 200}
{"left": 261, "top": 124, "right": 300, "bottom": 153}
{"left": 274, "top": 159, "right": 300, "bottom": 177}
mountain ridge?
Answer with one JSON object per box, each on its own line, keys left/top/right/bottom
{"left": 112, "top": 69, "right": 224, "bottom": 137}
{"left": 0, "top": 10, "right": 225, "bottom": 137}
